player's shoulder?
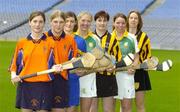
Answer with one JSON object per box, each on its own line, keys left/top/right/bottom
{"left": 74, "top": 34, "right": 84, "bottom": 41}
{"left": 14, "top": 37, "right": 28, "bottom": 49}
{"left": 44, "top": 31, "right": 49, "bottom": 36}
{"left": 139, "top": 31, "right": 150, "bottom": 41}
{"left": 65, "top": 33, "right": 74, "bottom": 40}
{"left": 17, "top": 37, "right": 28, "bottom": 44}
{"left": 128, "top": 32, "right": 136, "bottom": 39}
{"left": 46, "top": 36, "right": 54, "bottom": 43}
{"left": 138, "top": 31, "right": 148, "bottom": 38}
{"left": 141, "top": 31, "right": 147, "bottom": 35}
{"left": 91, "top": 33, "right": 99, "bottom": 40}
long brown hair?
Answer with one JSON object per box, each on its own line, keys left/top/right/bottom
{"left": 29, "top": 11, "right": 46, "bottom": 22}
{"left": 65, "top": 11, "right": 78, "bottom": 32}
{"left": 127, "top": 10, "right": 143, "bottom": 34}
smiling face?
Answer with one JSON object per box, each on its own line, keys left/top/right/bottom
{"left": 78, "top": 14, "right": 92, "bottom": 32}
{"left": 29, "top": 15, "right": 45, "bottom": 34}
{"left": 95, "top": 17, "right": 108, "bottom": 31}
{"left": 51, "top": 16, "right": 65, "bottom": 34}
{"left": 113, "top": 16, "right": 126, "bottom": 33}
{"left": 64, "top": 17, "right": 76, "bottom": 33}
{"left": 128, "top": 12, "right": 139, "bottom": 28}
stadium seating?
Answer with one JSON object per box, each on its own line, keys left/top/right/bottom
{"left": 0, "top": 0, "right": 63, "bottom": 35}
{"left": 146, "top": 0, "right": 180, "bottom": 19}
{"left": 1, "top": 0, "right": 180, "bottom": 50}
{"left": 143, "top": 0, "right": 180, "bottom": 50}
{"left": 0, "top": 0, "right": 154, "bottom": 40}
{"left": 57, "top": 0, "right": 154, "bottom": 16}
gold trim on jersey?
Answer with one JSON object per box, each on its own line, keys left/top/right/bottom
{"left": 136, "top": 31, "right": 151, "bottom": 63}
{"left": 112, "top": 30, "right": 128, "bottom": 41}
{"left": 74, "top": 30, "right": 93, "bottom": 39}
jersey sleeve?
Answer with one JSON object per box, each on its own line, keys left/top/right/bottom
{"left": 137, "top": 32, "right": 152, "bottom": 61}
{"left": 143, "top": 36, "right": 151, "bottom": 59}
{"left": 9, "top": 40, "right": 23, "bottom": 73}
{"left": 113, "top": 42, "right": 122, "bottom": 61}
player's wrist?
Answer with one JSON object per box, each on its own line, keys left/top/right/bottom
{"left": 11, "top": 71, "right": 17, "bottom": 79}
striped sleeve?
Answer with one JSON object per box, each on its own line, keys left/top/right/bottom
{"left": 113, "top": 42, "right": 122, "bottom": 61}
{"left": 105, "top": 33, "right": 121, "bottom": 61}
{"left": 137, "top": 32, "right": 151, "bottom": 62}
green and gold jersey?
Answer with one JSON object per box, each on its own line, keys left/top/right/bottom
{"left": 85, "top": 35, "right": 98, "bottom": 52}
{"left": 112, "top": 30, "right": 139, "bottom": 59}
{"left": 75, "top": 31, "right": 100, "bottom": 52}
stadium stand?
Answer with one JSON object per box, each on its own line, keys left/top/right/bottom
{"left": 57, "top": 0, "right": 154, "bottom": 16}
{"left": 143, "top": 0, "right": 180, "bottom": 50}
{"left": 0, "top": 0, "right": 179, "bottom": 50}
{"left": 146, "top": 0, "right": 180, "bottom": 19}
{"left": 0, "top": 0, "right": 154, "bottom": 40}
{"left": 0, "top": 0, "right": 64, "bottom": 35}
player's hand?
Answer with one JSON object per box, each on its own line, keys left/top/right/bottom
{"left": 106, "top": 65, "right": 116, "bottom": 73}
{"left": 71, "top": 58, "right": 76, "bottom": 61}
{"left": 74, "top": 69, "right": 86, "bottom": 76}
{"left": 127, "top": 68, "right": 135, "bottom": 74}
{"left": 11, "top": 76, "right": 22, "bottom": 85}
{"left": 52, "top": 64, "right": 63, "bottom": 72}
{"left": 127, "top": 65, "right": 135, "bottom": 75}
{"left": 11, "top": 71, "right": 22, "bottom": 85}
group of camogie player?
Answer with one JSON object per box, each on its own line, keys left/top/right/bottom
{"left": 9, "top": 9, "right": 152, "bottom": 112}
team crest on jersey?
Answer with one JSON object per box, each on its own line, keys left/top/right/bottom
{"left": 124, "top": 42, "right": 128, "bottom": 48}
{"left": 81, "top": 88, "right": 86, "bottom": 94}
{"left": 54, "top": 96, "right": 62, "bottom": 103}
{"left": 43, "top": 46, "right": 47, "bottom": 53}
{"left": 31, "top": 98, "right": 39, "bottom": 107}
{"left": 89, "top": 42, "right": 94, "bottom": 48}
{"left": 64, "top": 45, "right": 67, "bottom": 50}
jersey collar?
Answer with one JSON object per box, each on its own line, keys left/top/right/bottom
{"left": 74, "top": 30, "right": 93, "bottom": 39}
{"left": 94, "top": 30, "right": 108, "bottom": 39}
{"left": 27, "top": 33, "right": 46, "bottom": 44}
{"left": 112, "top": 30, "right": 128, "bottom": 41}
{"left": 48, "top": 30, "right": 65, "bottom": 41}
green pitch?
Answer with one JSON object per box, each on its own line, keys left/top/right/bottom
{"left": 0, "top": 41, "right": 179, "bottom": 112}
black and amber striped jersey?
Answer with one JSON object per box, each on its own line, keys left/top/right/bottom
{"left": 93, "top": 30, "right": 121, "bottom": 75}
{"left": 94, "top": 30, "right": 121, "bottom": 62}
{"left": 136, "top": 31, "right": 151, "bottom": 63}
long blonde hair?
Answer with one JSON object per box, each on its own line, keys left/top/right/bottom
{"left": 77, "top": 11, "right": 93, "bottom": 22}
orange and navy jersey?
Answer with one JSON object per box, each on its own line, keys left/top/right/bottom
{"left": 136, "top": 31, "right": 151, "bottom": 63}
{"left": 9, "top": 33, "right": 55, "bottom": 82}
{"left": 45, "top": 30, "right": 78, "bottom": 80}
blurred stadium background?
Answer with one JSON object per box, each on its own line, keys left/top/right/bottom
{"left": 0, "top": 0, "right": 180, "bottom": 50}
{"left": 0, "top": 0, "right": 179, "bottom": 112}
